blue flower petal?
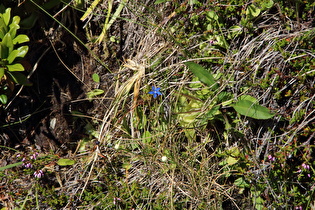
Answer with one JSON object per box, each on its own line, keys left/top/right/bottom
{"left": 148, "top": 86, "right": 162, "bottom": 98}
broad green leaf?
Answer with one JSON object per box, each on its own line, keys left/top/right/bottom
{"left": 3, "top": 8, "right": 11, "bottom": 26}
{"left": 7, "top": 71, "right": 32, "bottom": 86}
{"left": 57, "top": 158, "right": 75, "bottom": 166}
{"left": 228, "top": 25, "right": 242, "bottom": 39}
{"left": 142, "top": 130, "right": 152, "bottom": 144}
{"left": 1, "top": 34, "right": 10, "bottom": 58}
{"left": 92, "top": 73, "right": 100, "bottom": 82}
{"left": 229, "top": 25, "right": 242, "bottom": 33}
{"left": 215, "top": 35, "right": 229, "bottom": 49}
{"left": 2, "top": 33, "right": 13, "bottom": 55}
{"left": 206, "top": 11, "right": 219, "bottom": 21}
{"left": 9, "top": 22, "right": 19, "bottom": 39}
{"left": 263, "top": 0, "right": 274, "bottom": 9}
{"left": 12, "top": 34, "right": 29, "bottom": 45}
{"left": 16, "top": 46, "right": 29, "bottom": 58}
{"left": 238, "top": 95, "right": 257, "bottom": 103}
{"left": 232, "top": 97, "right": 274, "bottom": 119}
{"left": 7, "top": 46, "right": 28, "bottom": 64}
{"left": 7, "top": 63, "right": 24, "bottom": 71}
{"left": 12, "top": 16, "right": 20, "bottom": 25}
{"left": 179, "top": 111, "right": 199, "bottom": 124}
{"left": 228, "top": 147, "right": 240, "bottom": 156}
{"left": 234, "top": 177, "right": 250, "bottom": 188}
{"left": 226, "top": 156, "right": 238, "bottom": 165}
{"left": 0, "top": 25, "right": 6, "bottom": 39}
{"left": 219, "top": 156, "right": 238, "bottom": 166}
{"left": 253, "top": 196, "right": 265, "bottom": 210}
{"left": 0, "top": 43, "right": 7, "bottom": 59}
{"left": 185, "top": 62, "right": 218, "bottom": 88}
{"left": 246, "top": 4, "right": 261, "bottom": 18}
{"left": 0, "top": 94, "right": 7, "bottom": 104}
{"left": 7, "top": 49, "right": 19, "bottom": 64}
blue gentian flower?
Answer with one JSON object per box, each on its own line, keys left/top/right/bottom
{"left": 148, "top": 86, "right": 162, "bottom": 98}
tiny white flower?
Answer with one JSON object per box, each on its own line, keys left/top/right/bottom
{"left": 114, "top": 143, "right": 120, "bottom": 150}
{"left": 161, "top": 156, "right": 168, "bottom": 162}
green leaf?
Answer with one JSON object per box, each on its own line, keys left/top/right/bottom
{"left": 9, "top": 22, "right": 19, "bottom": 39}
{"left": 8, "top": 46, "right": 28, "bottom": 60}
{"left": 12, "top": 16, "right": 20, "bottom": 25}
{"left": 215, "top": 35, "right": 229, "bottom": 49}
{"left": 185, "top": 62, "right": 218, "bottom": 88}
{"left": 12, "top": 34, "right": 29, "bottom": 45}
{"left": 206, "top": 11, "right": 219, "bottom": 21}
{"left": 86, "top": 89, "right": 104, "bottom": 99}
{"left": 1, "top": 33, "right": 13, "bottom": 58}
{"left": 262, "top": 0, "right": 274, "bottom": 9}
{"left": 253, "top": 196, "right": 265, "bottom": 210}
{"left": 0, "top": 67, "right": 4, "bottom": 79}
{"left": 6, "top": 71, "right": 32, "bottom": 86}
{"left": 2, "top": 8, "right": 11, "bottom": 26}
{"left": 92, "top": 73, "right": 100, "bottom": 82}
{"left": 142, "top": 130, "right": 152, "bottom": 144}
{"left": 3, "top": 33, "right": 13, "bottom": 55}
{"left": 239, "top": 95, "right": 257, "bottom": 103}
{"left": 0, "top": 44, "right": 6, "bottom": 59}
{"left": 0, "top": 25, "right": 6, "bottom": 39}
{"left": 226, "top": 156, "right": 238, "bottom": 165}
{"left": 57, "top": 158, "right": 75, "bottom": 166}
{"left": 228, "top": 25, "right": 242, "bottom": 39}
{"left": 234, "top": 177, "right": 250, "bottom": 188}
{"left": 232, "top": 96, "right": 274, "bottom": 119}
{"left": 246, "top": 4, "right": 261, "bottom": 18}
{"left": 0, "top": 161, "right": 23, "bottom": 171}
{"left": 0, "top": 94, "right": 7, "bottom": 104}
{"left": 7, "top": 49, "right": 19, "bottom": 64}
{"left": 16, "top": 46, "right": 29, "bottom": 58}
{"left": 7, "top": 63, "right": 24, "bottom": 71}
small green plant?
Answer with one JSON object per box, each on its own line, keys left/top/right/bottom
{"left": 0, "top": 8, "right": 30, "bottom": 105}
{"left": 177, "top": 61, "right": 274, "bottom": 140}
{"left": 86, "top": 73, "right": 104, "bottom": 100}
{"left": 185, "top": 62, "right": 275, "bottom": 120}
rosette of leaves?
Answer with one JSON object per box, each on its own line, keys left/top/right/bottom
{"left": 0, "top": 8, "right": 30, "bottom": 105}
